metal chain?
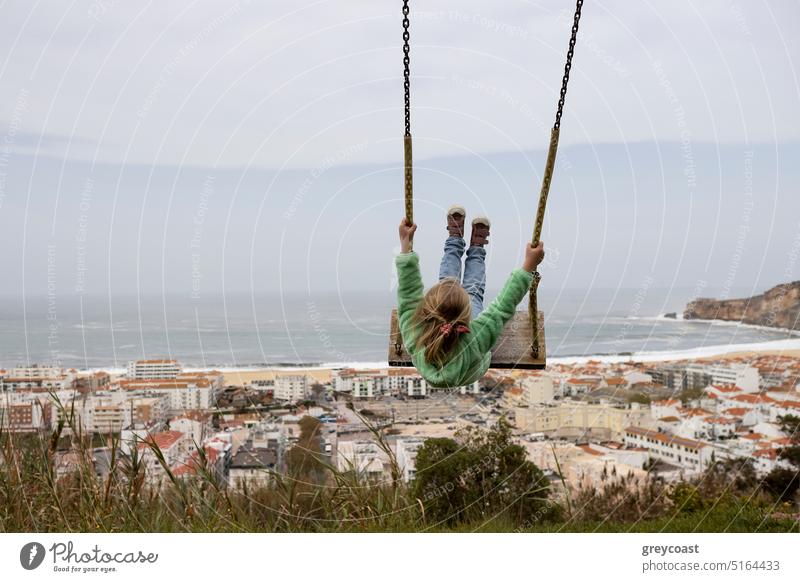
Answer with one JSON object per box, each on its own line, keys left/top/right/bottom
{"left": 402, "top": 0, "right": 411, "bottom": 137}
{"left": 401, "top": 0, "right": 414, "bottom": 226}
{"left": 554, "top": 0, "right": 583, "bottom": 130}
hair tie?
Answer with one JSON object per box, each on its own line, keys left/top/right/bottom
{"left": 439, "top": 322, "right": 470, "bottom": 337}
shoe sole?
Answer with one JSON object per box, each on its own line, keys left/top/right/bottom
{"left": 447, "top": 204, "right": 466, "bottom": 217}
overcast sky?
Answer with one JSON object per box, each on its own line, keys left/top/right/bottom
{"left": 0, "top": 0, "right": 798, "bottom": 301}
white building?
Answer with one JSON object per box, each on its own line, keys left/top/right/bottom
{"left": 228, "top": 448, "right": 278, "bottom": 490}
{"left": 119, "top": 378, "right": 219, "bottom": 412}
{"left": 700, "top": 416, "right": 738, "bottom": 439}
{"left": 336, "top": 440, "right": 385, "bottom": 479}
{"left": 274, "top": 375, "right": 309, "bottom": 402}
{"left": 137, "top": 430, "right": 191, "bottom": 483}
{"left": 334, "top": 370, "right": 386, "bottom": 396}
{"left": 250, "top": 379, "right": 275, "bottom": 392}
{"left": 624, "top": 370, "right": 653, "bottom": 385}
{"left": 520, "top": 374, "right": 555, "bottom": 404}
{"left": 54, "top": 391, "right": 170, "bottom": 434}
{"left": 7, "top": 365, "right": 69, "bottom": 378}
{"left": 650, "top": 399, "right": 682, "bottom": 421}
{"left": 170, "top": 415, "right": 209, "bottom": 445}
{"left": 0, "top": 365, "right": 76, "bottom": 392}
{"left": 387, "top": 369, "right": 428, "bottom": 398}
{"left": 127, "top": 359, "right": 181, "bottom": 380}
{"left": 517, "top": 400, "right": 652, "bottom": 441}
{"left": 351, "top": 376, "right": 381, "bottom": 399}
{"left": 686, "top": 363, "right": 759, "bottom": 392}
{"left": 455, "top": 382, "right": 481, "bottom": 395}
{"left": 395, "top": 438, "right": 425, "bottom": 482}
{"left": 623, "top": 426, "right": 714, "bottom": 472}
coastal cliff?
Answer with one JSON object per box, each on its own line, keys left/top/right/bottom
{"left": 684, "top": 281, "right": 800, "bottom": 331}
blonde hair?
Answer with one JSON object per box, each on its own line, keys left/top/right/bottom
{"left": 412, "top": 278, "right": 472, "bottom": 367}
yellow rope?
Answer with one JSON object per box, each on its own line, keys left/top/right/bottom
{"left": 403, "top": 135, "right": 413, "bottom": 227}
{"left": 529, "top": 127, "right": 560, "bottom": 358}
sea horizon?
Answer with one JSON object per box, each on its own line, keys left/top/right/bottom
{"left": 2, "top": 285, "right": 797, "bottom": 370}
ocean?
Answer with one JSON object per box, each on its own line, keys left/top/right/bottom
{"left": 0, "top": 286, "right": 796, "bottom": 370}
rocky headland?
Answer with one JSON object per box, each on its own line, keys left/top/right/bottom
{"left": 684, "top": 281, "right": 800, "bottom": 331}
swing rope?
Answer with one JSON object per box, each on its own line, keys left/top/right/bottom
{"left": 529, "top": 0, "right": 583, "bottom": 358}
{"left": 398, "top": 0, "right": 583, "bottom": 361}
{"left": 402, "top": 0, "right": 413, "bottom": 229}
{"left": 395, "top": 0, "right": 413, "bottom": 357}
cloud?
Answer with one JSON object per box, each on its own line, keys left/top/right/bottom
{"left": 0, "top": 0, "right": 796, "bottom": 170}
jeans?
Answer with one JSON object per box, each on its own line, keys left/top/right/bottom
{"left": 438, "top": 236, "right": 486, "bottom": 318}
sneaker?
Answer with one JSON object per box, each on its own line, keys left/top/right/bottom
{"left": 470, "top": 216, "right": 490, "bottom": 246}
{"left": 447, "top": 204, "right": 466, "bottom": 237}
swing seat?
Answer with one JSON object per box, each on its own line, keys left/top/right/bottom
{"left": 387, "top": 309, "right": 546, "bottom": 369}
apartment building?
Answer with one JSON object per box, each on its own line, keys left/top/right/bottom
{"left": 336, "top": 440, "right": 385, "bottom": 479}
{"left": 623, "top": 426, "right": 714, "bottom": 472}
{"left": 520, "top": 374, "right": 555, "bottom": 404}
{"left": 685, "top": 363, "right": 759, "bottom": 392}
{"left": 52, "top": 391, "right": 170, "bottom": 434}
{"left": 137, "top": 430, "right": 191, "bottom": 482}
{"left": 250, "top": 379, "right": 275, "bottom": 394}
{"left": 0, "top": 399, "right": 52, "bottom": 432}
{"left": 127, "top": 359, "right": 181, "bottom": 379}
{"left": 229, "top": 448, "right": 278, "bottom": 490}
{"left": 395, "top": 438, "right": 425, "bottom": 482}
{"left": 274, "top": 375, "right": 309, "bottom": 402}
{"left": 334, "top": 370, "right": 386, "bottom": 396}
{"left": 119, "top": 377, "right": 219, "bottom": 412}
{"left": 650, "top": 364, "right": 710, "bottom": 391}
{"left": 516, "top": 400, "right": 652, "bottom": 441}
{"left": 387, "top": 369, "right": 428, "bottom": 398}
{"left": 0, "top": 365, "right": 77, "bottom": 392}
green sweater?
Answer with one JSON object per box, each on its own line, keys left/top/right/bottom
{"left": 395, "top": 251, "right": 534, "bottom": 388}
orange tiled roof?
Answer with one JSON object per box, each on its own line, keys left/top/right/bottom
{"left": 138, "top": 430, "right": 184, "bottom": 451}
{"left": 731, "top": 394, "right": 775, "bottom": 404}
{"left": 684, "top": 408, "right": 713, "bottom": 417}
{"left": 567, "top": 378, "right": 599, "bottom": 385}
{"left": 706, "top": 385, "right": 742, "bottom": 393}
{"left": 625, "top": 426, "right": 707, "bottom": 450}
{"left": 722, "top": 407, "right": 750, "bottom": 417}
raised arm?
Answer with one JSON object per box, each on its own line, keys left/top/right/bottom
{"left": 395, "top": 218, "right": 423, "bottom": 342}
{"left": 468, "top": 241, "right": 544, "bottom": 353}
{"left": 396, "top": 251, "right": 424, "bottom": 328}
{"left": 468, "top": 269, "right": 532, "bottom": 354}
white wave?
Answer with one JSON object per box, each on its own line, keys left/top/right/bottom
{"left": 181, "top": 361, "right": 390, "bottom": 373}
{"left": 548, "top": 337, "right": 800, "bottom": 365}
{"left": 63, "top": 338, "right": 800, "bottom": 376}
{"left": 674, "top": 317, "right": 800, "bottom": 336}
{"left": 628, "top": 313, "right": 799, "bottom": 336}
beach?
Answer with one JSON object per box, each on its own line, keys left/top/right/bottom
{"left": 169, "top": 336, "right": 800, "bottom": 386}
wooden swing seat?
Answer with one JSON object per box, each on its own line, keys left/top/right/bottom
{"left": 387, "top": 309, "right": 546, "bottom": 369}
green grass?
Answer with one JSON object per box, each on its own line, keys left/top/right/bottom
{"left": 1, "top": 415, "right": 798, "bottom": 533}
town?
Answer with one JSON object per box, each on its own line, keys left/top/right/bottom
{"left": 1, "top": 352, "right": 799, "bottom": 496}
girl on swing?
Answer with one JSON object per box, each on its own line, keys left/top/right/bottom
{"left": 395, "top": 205, "right": 545, "bottom": 388}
